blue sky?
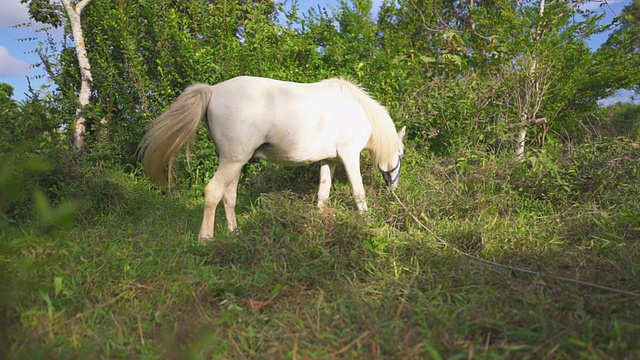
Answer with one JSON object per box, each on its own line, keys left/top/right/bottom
{"left": 0, "top": 0, "right": 631, "bottom": 101}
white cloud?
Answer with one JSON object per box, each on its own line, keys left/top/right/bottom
{"left": 0, "top": 45, "right": 30, "bottom": 77}
{"left": 0, "top": 0, "right": 31, "bottom": 27}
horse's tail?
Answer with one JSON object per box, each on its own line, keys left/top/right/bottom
{"left": 140, "top": 84, "right": 213, "bottom": 188}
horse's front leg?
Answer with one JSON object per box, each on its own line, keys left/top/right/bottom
{"left": 317, "top": 160, "right": 337, "bottom": 209}
{"left": 340, "top": 155, "right": 368, "bottom": 214}
{"left": 199, "top": 162, "right": 244, "bottom": 239}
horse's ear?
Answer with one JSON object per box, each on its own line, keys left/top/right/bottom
{"left": 398, "top": 126, "right": 406, "bottom": 140}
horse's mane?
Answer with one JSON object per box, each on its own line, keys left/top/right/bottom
{"left": 322, "top": 78, "right": 399, "bottom": 166}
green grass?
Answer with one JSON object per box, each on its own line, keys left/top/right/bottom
{"left": 2, "top": 138, "right": 640, "bottom": 359}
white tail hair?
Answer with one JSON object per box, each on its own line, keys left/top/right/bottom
{"left": 139, "top": 84, "right": 212, "bottom": 188}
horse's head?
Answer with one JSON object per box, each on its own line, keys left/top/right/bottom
{"left": 379, "top": 126, "right": 406, "bottom": 191}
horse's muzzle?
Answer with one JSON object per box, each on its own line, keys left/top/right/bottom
{"left": 379, "top": 154, "right": 402, "bottom": 189}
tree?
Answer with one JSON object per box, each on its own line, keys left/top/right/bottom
{"left": 596, "top": 0, "right": 640, "bottom": 95}
{"left": 21, "top": 0, "right": 94, "bottom": 150}
{"left": 61, "top": 0, "right": 93, "bottom": 150}
{"left": 371, "top": 0, "right": 600, "bottom": 156}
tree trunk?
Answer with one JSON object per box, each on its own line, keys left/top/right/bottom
{"left": 515, "top": 127, "right": 527, "bottom": 160}
{"left": 61, "top": 0, "right": 93, "bottom": 150}
{"left": 515, "top": 0, "right": 546, "bottom": 160}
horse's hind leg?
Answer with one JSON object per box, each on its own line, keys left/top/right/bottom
{"left": 223, "top": 174, "right": 240, "bottom": 232}
{"left": 199, "top": 161, "right": 244, "bottom": 239}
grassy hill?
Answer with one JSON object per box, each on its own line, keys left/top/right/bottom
{"left": 2, "top": 137, "right": 640, "bottom": 359}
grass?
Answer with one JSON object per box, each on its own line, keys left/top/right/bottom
{"left": 2, "top": 137, "right": 640, "bottom": 359}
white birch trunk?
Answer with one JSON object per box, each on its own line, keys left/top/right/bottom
{"left": 515, "top": 127, "right": 527, "bottom": 160}
{"left": 515, "top": 0, "right": 545, "bottom": 161}
{"left": 61, "top": 0, "right": 93, "bottom": 150}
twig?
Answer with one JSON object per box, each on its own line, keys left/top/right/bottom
{"left": 191, "top": 291, "right": 212, "bottom": 321}
{"left": 391, "top": 191, "right": 640, "bottom": 299}
{"left": 228, "top": 335, "right": 248, "bottom": 360}
{"left": 137, "top": 314, "right": 145, "bottom": 346}
{"left": 330, "top": 331, "right": 370, "bottom": 357}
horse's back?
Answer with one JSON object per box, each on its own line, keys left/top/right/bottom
{"left": 211, "top": 76, "right": 368, "bottom": 118}
{"left": 206, "top": 77, "right": 372, "bottom": 164}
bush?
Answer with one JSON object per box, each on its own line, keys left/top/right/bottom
{"left": 596, "top": 103, "right": 640, "bottom": 140}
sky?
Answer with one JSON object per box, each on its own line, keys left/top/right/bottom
{"left": 0, "top": 0, "right": 632, "bottom": 102}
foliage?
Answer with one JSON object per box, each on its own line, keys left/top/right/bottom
{"left": 598, "top": 0, "right": 640, "bottom": 94}
{"left": 508, "top": 137, "right": 640, "bottom": 208}
{"left": 0, "top": 143, "right": 77, "bottom": 228}
{"left": 0, "top": 85, "right": 76, "bottom": 227}
{"left": 1, "top": 85, "right": 62, "bottom": 152}
{"left": 595, "top": 102, "right": 640, "bottom": 139}
{"left": 20, "top": 0, "right": 65, "bottom": 28}
{"left": 19, "top": 0, "right": 623, "bottom": 170}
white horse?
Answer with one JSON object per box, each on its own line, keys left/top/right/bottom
{"left": 140, "top": 76, "right": 406, "bottom": 239}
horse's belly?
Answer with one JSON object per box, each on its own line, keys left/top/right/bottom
{"left": 252, "top": 142, "right": 337, "bottom": 166}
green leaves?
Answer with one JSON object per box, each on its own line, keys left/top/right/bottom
{"left": 33, "top": 189, "right": 77, "bottom": 231}
{"left": 419, "top": 55, "right": 436, "bottom": 63}
{"left": 21, "top": 0, "right": 65, "bottom": 28}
